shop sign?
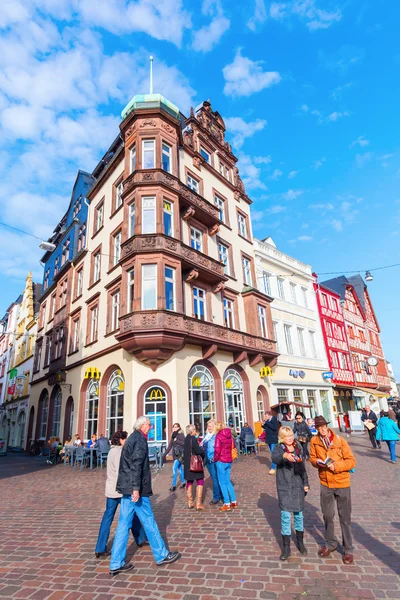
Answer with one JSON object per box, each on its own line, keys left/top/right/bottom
{"left": 48, "top": 371, "right": 67, "bottom": 386}
{"left": 322, "top": 371, "right": 333, "bottom": 380}
{"left": 289, "top": 369, "right": 305, "bottom": 379}
{"left": 84, "top": 367, "right": 101, "bottom": 380}
{"left": 259, "top": 366, "right": 273, "bottom": 378}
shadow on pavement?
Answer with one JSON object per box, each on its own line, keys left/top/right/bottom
{"left": 0, "top": 454, "right": 55, "bottom": 479}
{"left": 257, "top": 492, "right": 281, "bottom": 545}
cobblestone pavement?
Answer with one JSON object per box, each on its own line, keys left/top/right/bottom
{"left": 0, "top": 433, "right": 399, "bottom": 600}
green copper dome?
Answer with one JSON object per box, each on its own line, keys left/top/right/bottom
{"left": 121, "top": 93, "right": 180, "bottom": 121}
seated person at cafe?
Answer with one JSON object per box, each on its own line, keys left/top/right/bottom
{"left": 239, "top": 422, "right": 254, "bottom": 452}
{"left": 87, "top": 433, "right": 97, "bottom": 449}
{"left": 95, "top": 433, "right": 110, "bottom": 453}
{"left": 60, "top": 435, "right": 73, "bottom": 462}
{"left": 73, "top": 434, "right": 82, "bottom": 446}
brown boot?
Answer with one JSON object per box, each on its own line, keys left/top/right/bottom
{"left": 186, "top": 485, "right": 194, "bottom": 509}
{"left": 195, "top": 485, "right": 205, "bottom": 510}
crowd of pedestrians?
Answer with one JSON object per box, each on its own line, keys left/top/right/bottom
{"left": 89, "top": 403, "right": 399, "bottom": 576}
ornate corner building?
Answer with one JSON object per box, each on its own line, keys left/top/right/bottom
{"left": 28, "top": 94, "right": 278, "bottom": 445}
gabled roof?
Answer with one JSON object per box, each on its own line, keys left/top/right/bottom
{"left": 320, "top": 276, "right": 348, "bottom": 299}
{"left": 347, "top": 274, "right": 366, "bottom": 312}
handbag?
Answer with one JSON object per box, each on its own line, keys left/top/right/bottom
{"left": 232, "top": 444, "right": 238, "bottom": 461}
{"left": 189, "top": 437, "right": 203, "bottom": 472}
{"left": 297, "top": 435, "right": 307, "bottom": 443}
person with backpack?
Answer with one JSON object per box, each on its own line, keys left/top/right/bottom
{"left": 163, "top": 423, "right": 185, "bottom": 491}
{"left": 309, "top": 416, "right": 356, "bottom": 565}
{"left": 214, "top": 421, "right": 237, "bottom": 512}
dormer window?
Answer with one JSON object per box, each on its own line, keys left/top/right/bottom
{"left": 143, "top": 139, "right": 155, "bottom": 169}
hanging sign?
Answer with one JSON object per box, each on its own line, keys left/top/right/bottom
{"left": 84, "top": 367, "right": 101, "bottom": 380}
{"left": 322, "top": 371, "right": 334, "bottom": 380}
{"left": 260, "top": 366, "right": 273, "bottom": 378}
{"left": 289, "top": 369, "right": 306, "bottom": 379}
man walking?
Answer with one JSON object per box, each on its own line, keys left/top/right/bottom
{"left": 262, "top": 411, "right": 279, "bottom": 475}
{"left": 109, "top": 416, "right": 181, "bottom": 576}
{"left": 361, "top": 405, "right": 380, "bottom": 449}
{"left": 309, "top": 416, "right": 356, "bottom": 565}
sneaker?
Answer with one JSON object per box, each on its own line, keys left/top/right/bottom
{"left": 219, "top": 504, "right": 232, "bottom": 512}
{"left": 342, "top": 553, "right": 354, "bottom": 565}
{"left": 230, "top": 502, "right": 238, "bottom": 509}
{"left": 269, "top": 469, "right": 276, "bottom": 475}
{"left": 137, "top": 541, "right": 150, "bottom": 548}
{"left": 180, "top": 483, "right": 186, "bottom": 489}
{"left": 169, "top": 486, "right": 176, "bottom": 492}
{"left": 156, "top": 551, "right": 181, "bottom": 566}
{"left": 109, "top": 563, "right": 134, "bottom": 576}
{"left": 209, "top": 499, "right": 220, "bottom": 505}
{"left": 95, "top": 550, "right": 110, "bottom": 558}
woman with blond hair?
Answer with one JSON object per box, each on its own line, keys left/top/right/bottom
{"left": 184, "top": 424, "right": 206, "bottom": 510}
{"left": 214, "top": 421, "right": 237, "bottom": 512}
{"left": 272, "top": 426, "right": 309, "bottom": 561}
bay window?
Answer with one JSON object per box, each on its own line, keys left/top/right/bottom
{"left": 142, "top": 197, "right": 156, "bottom": 234}
{"left": 142, "top": 139, "right": 155, "bottom": 169}
{"left": 258, "top": 305, "right": 267, "bottom": 338}
{"left": 163, "top": 200, "right": 173, "bottom": 236}
{"left": 142, "top": 264, "right": 157, "bottom": 310}
{"left": 165, "top": 267, "right": 175, "bottom": 311}
{"left": 162, "top": 142, "right": 172, "bottom": 173}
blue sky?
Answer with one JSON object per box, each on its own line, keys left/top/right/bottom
{"left": 0, "top": 0, "right": 399, "bottom": 374}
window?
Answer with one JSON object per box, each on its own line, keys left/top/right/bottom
{"left": 73, "top": 196, "right": 81, "bottom": 218}
{"left": 145, "top": 386, "right": 167, "bottom": 443}
{"left": 353, "top": 354, "right": 361, "bottom": 372}
{"left": 200, "top": 147, "right": 210, "bottom": 163}
{"left": 165, "top": 267, "right": 175, "bottom": 311}
{"left": 242, "top": 257, "right": 252, "bottom": 286}
{"left": 44, "top": 269, "right": 50, "bottom": 291}
{"left": 142, "top": 197, "right": 156, "bottom": 234}
{"left": 54, "top": 327, "right": 64, "bottom": 359}
{"left": 127, "top": 269, "right": 134, "bottom": 313}
{"left": 224, "top": 369, "right": 246, "bottom": 431}
{"left": 307, "top": 390, "right": 317, "bottom": 417}
{"left": 330, "top": 351, "right": 339, "bottom": 368}
{"left": 284, "top": 324, "right": 293, "bottom": 354}
{"left": 71, "top": 316, "right": 80, "bottom": 353}
{"left": 44, "top": 334, "right": 52, "bottom": 366}
{"left": 347, "top": 325, "right": 354, "bottom": 339}
{"left": 258, "top": 305, "right": 267, "bottom": 338}
{"left": 107, "top": 371, "right": 124, "bottom": 438}
{"left": 190, "top": 226, "right": 202, "bottom": 251}
{"left": 142, "top": 264, "right": 157, "bottom": 310}
{"left": 262, "top": 272, "right": 271, "bottom": 296}
{"left": 39, "top": 392, "right": 49, "bottom": 438}
{"left": 223, "top": 297, "right": 235, "bottom": 328}
{"left": 142, "top": 139, "right": 155, "bottom": 169}
{"left": 89, "top": 305, "right": 99, "bottom": 343}
{"left": 39, "top": 303, "right": 46, "bottom": 329}
{"left": 77, "top": 224, "right": 86, "bottom": 251}
{"left": 129, "top": 203, "right": 135, "bottom": 237}
{"left": 309, "top": 331, "right": 317, "bottom": 358}
{"left": 237, "top": 212, "right": 247, "bottom": 238}
{"left": 214, "top": 196, "right": 225, "bottom": 222}
{"left": 61, "top": 239, "right": 70, "bottom": 266}
{"left": 162, "top": 142, "right": 172, "bottom": 172}
{"left": 290, "top": 282, "right": 297, "bottom": 304}
{"left": 257, "top": 389, "right": 265, "bottom": 422}
{"left": 278, "top": 389, "right": 289, "bottom": 402}
{"left": 218, "top": 243, "right": 229, "bottom": 275}
{"left": 59, "top": 277, "right": 68, "bottom": 308}
{"left": 331, "top": 297, "right": 338, "bottom": 312}
{"left": 325, "top": 321, "right": 332, "bottom": 337}
{"left": 51, "top": 389, "right": 62, "bottom": 437}
{"left": 163, "top": 200, "right": 173, "bottom": 236}
{"left": 93, "top": 251, "right": 101, "bottom": 283}
{"left": 95, "top": 202, "right": 104, "bottom": 232}
{"left": 76, "top": 267, "right": 83, "bottom": 298}
{"left": 115, "top": 181, "right": 123, "bottom": 211}
{"left": 84, "top": 380, "right": 99, "bottom": 441}
{"left": 193, "top": 287, "right": 206, "bottom": 320}
{"left": 297, "top": 327, "right": 306, "bottom": 357}
{"left": 301, "top": 287, "right": 308, "bottom": 308}
{"left": 113, "top": 231, "right": 122, "bottom": 266}
{"left": 130, "top": 144, "right": 136, "bottom": 173}
{"left": 188, "top": 365, "right": 216, "bottom": 437}
{"left": 359, "top": 329, "right": 366, "bottom": 343}
{"left": 111, "top": 291, "right": 120, "bottom": 331}
{"left": 273, "top": 321, "right": 279, "bottom": 351}
{"left": 49, "top": 293, "right": 56, "bottom": 320}
{"left": 33, "top": 342, "right": 42, "bottom": 372}
{"left": 339, "top": 353, "right": 348, "bottom": 369}
{"left": 54, "top": 256, "right": 59, "bottom": 277}
{"left": 293, "top": 389, "right": 303, "bottom": 403}
{"left": 187, "top": 174, "right": 198, "bottom": 192}
{"left": 277, "top": 278, "right": 285, "bottom": 300}
{"left": 320, "top": 293, "right": 327, "bottom": 307}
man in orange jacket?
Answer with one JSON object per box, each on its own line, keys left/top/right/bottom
{"left": 309, "top": 415, "right": 356, "bottom": 565}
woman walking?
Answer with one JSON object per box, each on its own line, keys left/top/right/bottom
{"left": 163, "top": 423, "right": 185, "bottom": 491}
{"left": 94, "top": 430, "right": 146, "bottom": 558}
{"left": 272, "top": 426, "right": 309, "bottom": 561}
{"left": 214, "top": 421, "right": 237, "bottom": 512}
{"left": 293, "top": 412, "right": 312, "bottom": 459}
{"left": 202, "top": 420, "right": 222, "bottom": 505}
{"left": 376, "top": 412, "right": 400, "bottom": 464}
{"left": 184, "top": 424, "right": 206, "bottom": 510}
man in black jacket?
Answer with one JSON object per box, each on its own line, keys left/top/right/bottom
{"left": 109, "top": 416, "right": 181, "bottom": 576}
{"left": 361, "top": 406, "right": 380, "bottom": 449}
{"left": 262, "top": 411, "right": 279, "bottom": 475}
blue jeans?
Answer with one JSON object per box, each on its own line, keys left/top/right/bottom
{"left": 110, "top": 495, "right": 168, "bottom": 568}
{"left": 281, "top": 510, "right": 303, "bottom": 535}
{"left": 95, "top": 497, "right": 146, "bottom": 553}
{"left": 172, "top": 459, "right": 185, "bottom": 487}
{"left": 216, "top": 462, "right": 236, "bottom": 505}
{"left": 386, "top": 440, "right": 397, "bottom": 462}
{"left": 269, "top": 443, "right": 276, "bottom": 470}
{"left": 206, "top": 461, "right": 221, "bottom": 501}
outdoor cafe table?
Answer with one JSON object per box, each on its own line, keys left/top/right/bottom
{"left": 64, "top": 445, "right": 96, "bottom": 469}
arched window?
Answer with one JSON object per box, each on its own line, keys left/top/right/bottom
{"left": 144, "top": 386, "right": 167, "bottom": 443}
{"left": 39, "top": 391, "right": 49, "bottom": 439}
{"left": 84, "top": 380, "right": 99, "bottom": 441}
{"left": 257, "top": 388, "right": 264, "bottom": 422}
{"left": 17, "top": 411, "right": 26, "bottom": 448}
{"left": 224, "top": 368, "right": 245, "bottom": 431}
{"left": 188, "top": 365, "right": 216, "bottom": 437}
{"left": 107, "top": 370, "right": 124, "bottom": 438}
{"left": 51, "top": 387, "right": 62, "bottom": 437}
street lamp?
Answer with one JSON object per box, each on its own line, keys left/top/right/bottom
{"left": 39, "top": 241, "right": 56, "bottom": 252}
{"left": 365, "top": 271, "right": 373, "bottom": 282}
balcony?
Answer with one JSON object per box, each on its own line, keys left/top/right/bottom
{"left": 122, "top": 169, "right": 220, "bottom": 228}
{"left": 121, "top": 234, "right": 228, "bottom": 285}
{"left": 116, "top": 310, "right": 278, "bottom": 371}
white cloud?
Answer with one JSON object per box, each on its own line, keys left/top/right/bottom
{"left": 191, "top": 16, "right": 230, "bottom": 52}
{"left": 311, "top": 158, "right": 326, "bottom": 169}
{"left": 254, "top": 155, "right": 272, "bottom": 164}
{"left": 289, "top": 234, "right": 313, "bottom": 243}
{"left": 270, "top": 0, "right": 341, "bottom": 30}
{"left": 301, "top": 104, "right": 349, "bottom": 124}
{"left": 356, "top": 152, "right": 373, "bottom": 167}
{"left": 332, "top": 219, "right": 343, "bottom": 232}
{"left": 223, "top": 49, "right": 281, "bottom": 97}
{"left": 327, "top": 110, "right": 350, "bottom": 121}
{"left": 248, "top": 0, "right": 268, "bottom": 30}
{"left": 238, "top": 154, "right": 268, "bottom": 191}
{"left": 309, "top": 203, "right": 334, "bottom": 210}
{"left": 269, "top": 168, "right": 283, "bottom": 181}
{"left": 350, "top": 135, "right": 370, "bottom": 149}
{"left": 267, "top": 204, "right": 287, "bottom": 214}
{"left": 288, "top": 170, "right": 299, "bottom": 179}
{"left": 320, "top": 46, "right": 364, "bottom": 74}
{"left": 281, "top": 189, "right": 303, "bottom": 200}
{"left": 224, "top": 116, "right": 267, "bottom": 149}
{"left": 270, "top": 3, "right": 287, "bottom": 20}
{"left": 330, "top": 82, "right": 353, "bottom": 101}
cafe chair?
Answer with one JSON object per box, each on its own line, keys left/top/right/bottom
{"left": 74, "top": 446, "right": 87, "bottom": 471}
{"left": 40, "top": 447, "right": 56, "bottom": 465}
{"left": 96, "top": 448, "right": 109, "bottom": 469}
{"left": 244, "top": 434, "right": 256, "bottom": 455}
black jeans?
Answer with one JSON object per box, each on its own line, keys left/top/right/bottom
{"left": 299, "top": 440, "right": 309, "bottom": 459}
{"left": 320, "top": 485, "right": 353, "bottom": 553}
{"left": 367, "top": 427, "right": 380, "bottom": 448}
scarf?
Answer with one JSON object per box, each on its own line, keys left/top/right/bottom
{"left": 320, "top": 431, "right": 334, "bottom": 450}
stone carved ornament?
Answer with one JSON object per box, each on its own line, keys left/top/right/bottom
{"left": 186, "top": 269, "right": 199, "bottom": 282}
{"left": 140, "top": 119, "right": 157, "bottom": 128}
{"left": 182, "top": 207, "right": 196, "bottom": 221}
{"left": 161, "top": 122, "right": 174, "bottom": 134}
